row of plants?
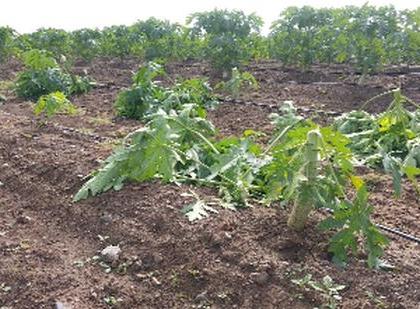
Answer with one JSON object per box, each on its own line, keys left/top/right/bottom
{"left": 0, "top": 19, "right": 201, "bottom": 62}
{"left": 10, "top": 47, "right": 256, "bottom": 119}
{"left": 1, "top": 6, "right": 419, "bottom": 74}
{"left": 269, "top": 5, "right": 420, "bottom": 73}
{"left": 72, "top": 62, "right": 420, "bottom": 269}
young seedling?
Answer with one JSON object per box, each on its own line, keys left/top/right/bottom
{"left": 292, "top": 274, "right": 346, "bottom": 309}
{"left": 216, "top": 67, "right": 258, "bottom": 99}
{"left": 34, "top": 91, "right": 77, "bottom": 118}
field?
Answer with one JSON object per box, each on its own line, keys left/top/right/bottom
{"left": 0, "top": 56, "right": 419, "bottom": 308}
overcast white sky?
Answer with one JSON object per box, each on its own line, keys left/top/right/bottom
{"left": 1, "top": 0, "right": 417, "bottom": 34}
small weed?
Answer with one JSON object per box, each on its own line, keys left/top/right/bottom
{"left": 170, "top": 271, "right": 180, "bottom": 287}
{"left": 188, "top": 269, "right": 201, "bottom": 279}
{"left": 292, "top": 274, "right": 346, "bottom": 309}
{"left": 216, "top": 67, "right": 258, "bottom": 99}
{"left": 104, "top": 295, "right": 122, "bottom": 306}
{"left": 366, "top": 291, "right": 388, "bottom": 308}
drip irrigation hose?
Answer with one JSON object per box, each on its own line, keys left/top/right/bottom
{"left": 375, "top": 224, "right": 420, "bottom": 244}
{"left": 324, "top": 208, "right": 420, "bottom": 245}
{"left": 219, "top": 97, "right": 343, "bottom": 117}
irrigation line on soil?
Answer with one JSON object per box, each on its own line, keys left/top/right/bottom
{"left": 324, "top": 208, "right": 420, "bottom": 245}
{"left": 220, "top": 97, "right": 343, "bottom": 117}
{"left": 375, "top": 224, "right": 420, "bottom": 244}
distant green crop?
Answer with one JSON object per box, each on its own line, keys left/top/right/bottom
{"left": 187, "top": 9, "right": 263, "bottom": 75}
{"left": 0, "top": 26, "right": 17, "bottom": 62}
{"left": 269, "top": 5, "right": 420, "bottom": 73}
{"left": 1, "top": 6, "right": 419, "bottom": 71}
{"left": 15, "top": 67, "right": 72, "bottom": 101}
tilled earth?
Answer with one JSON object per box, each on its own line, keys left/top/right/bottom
{"left": 0, "top": 58, "right": 419, "bottom": 308}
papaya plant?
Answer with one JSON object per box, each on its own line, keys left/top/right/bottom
{"left": 25, "top": 28, "right": 72, "bottom": 59}
{"left": 70, "top": 28, "right": 102, "bottom": 61}
{"left": 75, "top": 98, "right": 390, "bottom": 268}
{"left": 15, "top": 49, "right": 94, "bottom": 101}
{"left": 0, "top": 26, "right": 17, "bottom": 62}
{"left": 34, "top": 91, "right": 77, "bottom": 118}
{"left": 287, "top": 129, "right": 322, "bottom": 230}
{"left": 216, "top": 68, "right": 258, "bottom": 99}
{"left": 187, "top": 9, "right": 263, "bottom": 76}
{"left": 115, "top": 62, "right": 218, "bottom": 120}
{"left": 334, "top": 89, "right": 420, "bottom": 195}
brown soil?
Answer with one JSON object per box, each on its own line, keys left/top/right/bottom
{"left": 0, "top": 58, "right": 419, "bottom": 309}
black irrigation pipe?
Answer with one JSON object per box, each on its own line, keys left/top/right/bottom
{"left": 323, "top": 208, "right": 420, "bottom": 245}
{"left": 375, "top": 224, "right": 420, "bottom": 244}
{"left": 219, "top": 97, "right": 344, "bottom": 117}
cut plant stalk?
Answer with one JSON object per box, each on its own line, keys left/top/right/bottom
{"left": 287, "top": 129, "right": 322, "bottom": 231}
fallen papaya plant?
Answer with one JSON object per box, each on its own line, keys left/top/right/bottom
{"left": 114, "top": 61, "right": 218, "bottom": 120}
{"left": 74, "top": 96, "right": 397, "bottom": 268}
{"left": 334, "top": 88, "right": 420, "bottom": 195}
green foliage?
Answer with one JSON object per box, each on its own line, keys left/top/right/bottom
{"left": 15, "top": 50, "right": 73, "bottom": 100}
{"left": 319, "top": 184, "right": 389, "bottom": 268}
{"left": 292, "top": 274, "right": 346, "bottom": 309}
{"left": 75, "top": 103, "right": 261, "bottom": 207}
{"left": 269, "top": 5, "right": 420, "bottom": 73}
{"left": 114, "top": 62, "right": 166, "bottom": 119}
{"left": 172, "top": 78, "right": 218, "bottom": 108}
{"left": 216, "top": 67, "right": 258, "bottom": 98}
{"left": 15, "top": 49, "right": 94, "bottom": 101}
{"left": 0, "top": 26, "right": 16, "bottom": 62}
{"left": 187, "top": 9, "right": 263, "bottom": 74}
{"left": 98, "top": 25, "right": 133, "bottom": 58}
{"left": 25, "top": 28, "right": 72, "bottom": 59}
{"left": 21, "top": 49, "right": 58, "bottom": 70}
{"left": 269, "top": 6, "right": 333, "bottom": 68}
{"left": 334, "top": 89, "right": 420, "bottom": 195}
{"left": 74, "top": 104, "right": 216, "bottom": 201}
{"left": 129, "top": 18, "right": 191, "bottom": 60}
{"left": 181, "top": 192, "right": 219, "bottom": 222}
{"left": 261, "top": 103, "right": 350, "bottom": 207}
{"left": 69, "top": 75, "right": 96, "bottom": 95}
{"left": 1, "top": 7, "right": 418, "bottom": 69}
{"left": 15, "top": 68, "right": 73, "bottom": 101}
{"left": 76, "top": 99, "right": 390, "bottom": 268}
{"left": 260, "top": 101, "right": 387, "bottom": 266}
{"left": 70, "top": 29, "right": 102, "bottom": 61}
{"left": 34, "top": 91, "right": 77, "bottom": 118}
{"left": 115, "top": 62, "right": 218, "bottom": 120}
{"left": 404, "top": 8, "right": 420, "bottom": 64}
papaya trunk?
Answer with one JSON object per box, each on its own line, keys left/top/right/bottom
{"left": 287, "top": 130, "right": 321, "bottom": 231}
{"left": 287, "top": 186, "right": 313, "bottom": 231}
